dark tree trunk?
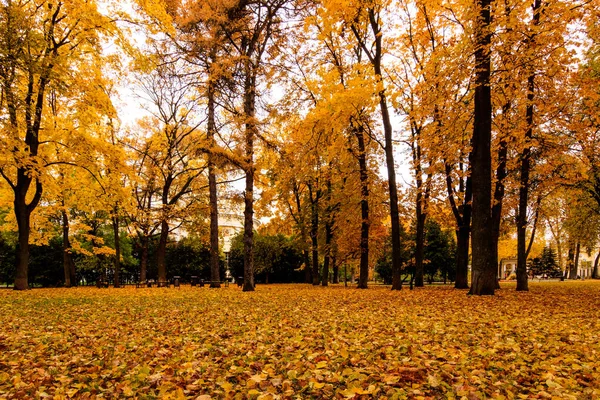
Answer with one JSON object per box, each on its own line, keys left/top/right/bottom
{"left": 414, "top": 208, "right": 426, "bottom": 288}
{"left": 62, "top": 209, "right": 76, "bottom": 287}
{"left": 352, "top": 9, "right": 402, "bottom": 290}
{"left": 573, "top": 242, "right": 581, "bottom": 279}
{"left": 310, "top": 184, "right": 320, "bottom": 286}
{"left": 593, "top": 251, "right": 600, "bottom": 279}
{"left": 207, "top": 63, "right": 221, "bottom": 288}
{"left": 355, "top": 125, "right": 370, "bottom": 289}
{"left": 455, "top": 222, "right": 471, "bottom": 289}
{"left": 112, "top": 214, "right": 121, "bottom": 288}
{"left": 332, "top": 255, "right": 339, "bottom": 284}
{"left": 469, "top": 0, "right": 495, "bottom": 295}
{"left": 242, "top": 59, "right": 256, "bottom": 293}
{"left": 304, "top": 250, "right": 312, "bottom": 283}
{"left": 140, "top": 235, "right": 149, "bottom": 282}
{"left": 157, "top": 219, "right": 169, "bottom": 282}
{"left": 13, "top": 182, "right": 39, "bottom": 290}
{"left": 516, "top": 0, "right": 542, "bottom": 292}
{"left": 567, "top": 243, "right": 576, "bottom": 279}
{"left": 491, "top": 137, "right": 507, "bottom": 284}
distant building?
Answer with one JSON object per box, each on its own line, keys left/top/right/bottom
{"left": 498, "top": 257, "right": 517, "bottom": 279}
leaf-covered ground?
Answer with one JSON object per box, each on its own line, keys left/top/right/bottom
{"left": 1, "top": 282, "right": 599, "bottom": 399}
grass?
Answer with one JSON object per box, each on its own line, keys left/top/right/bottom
{"left": 0, "top": 281, "right": 599, "bottom": 399}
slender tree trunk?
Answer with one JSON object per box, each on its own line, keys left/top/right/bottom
{"left": 445, "top": 159, "right": 472, "bottom": 290}
{"left": 516, "top": 0, "right": 542, "bottom": 292}
{"left": 140, "top": 235, "right": 149, "bottom": 282}
{"left": 469, "top": 0, "right": 495, "bottom": 295}
{"left": 414, "top": 208, "right": 426, "bottom": 287}
{"left": 242, "top": 62, "right": 256, "bottom": 292}
{"left": 157, "top": 219, "right": 169, "bottom": 282}
{"left": 356, "top": 125, "right": 370, "bottom": 289}
{"left": 303, "top": 250, "right": 312, "bottom": 283}
{"left": 491, "top": 138, "right": 507, "bottom": 287}
{"left": 332, "top": 255, "right": 339, "bottom": 284}
{"left": 567, "top": 243, "right": 575, "bottom": 279}
{"left": 310, "top": 184, "right": 320, "bottom": 286}
{"left": 207, "top": 64, "right": 221, "bottom": 288}
{"left": 573, "top": 242, "right": 581, "bottom": 279}
{"left": 62, "top": 209, "right": 76, "bottom": 287}
{"left": 352, "top": 9, "right": 402, "bottom": 290}
{"left": 112, "top": 214, "right": 121, "bottom": 288}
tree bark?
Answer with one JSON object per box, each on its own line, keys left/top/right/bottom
{"left": 593, "top": 251, "right": 600, "bottom": 279}
{"left": 157, "top": 219, "right": 169, "bottom": 282}
{"left": 140, "top": 235, "right": 149, "bottom": 282}
{"left": 567, "top": 242, "right": 576, "bottom": 279}
{"left": 207, "top": 59, "right": 221, "bottom": 288}
{"left": 242, "top": 55, "right": 256, "bottom": 292}
{"left": 445, "top": 160, "right": 472, "bottom": 289}
{"left": 309, "top": 183, "right": 320, "bottom": 286}
{"left": 355, "top": 124, "right": 370, "bottom": 289}
{"left": 516, "top": 0, "right": 542, "bottom": 292}
{"left": 62, "top": 209, "right": 76, "bottom": 287}
{"left": 469, "top": 0, "right": 495, "bottom": 295}
{"left": 112, "top": 214, "right": 121, "bottom": 288}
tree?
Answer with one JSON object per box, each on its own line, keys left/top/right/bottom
{"left": 0, "top": 0, "right": 119, "bottom": 289}
{"left": 529, "top": 246, "right": 561, "bottom": 277}
{"left": 469, "top": 0, "right": 496, "bottom": 295}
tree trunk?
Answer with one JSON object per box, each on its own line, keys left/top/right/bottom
{"left": 567, "top": 243, "right": 575, "bottom": 279}
{"left": 157, "top": 219, "right": 169, "bottom": 282}
{"left": 113, "top": 214, "right": 121, "bottom": 288}
{"left": 207, "top": 64, "right": 221, "bottom": 289}
{"left": 355, "top": 125, "right": 370, "bottom": 289}
{"left": 516, "top": 0, "right": 542, "bottom": 292}
{"left": 469, "top": 0, "right": 495, "bottom": 295}
{"left": 414, "top": 208, "right": 426, "bottom": 287}
{"left": 332, "top": 255, "right": 339, "bottom": 284}
{"left": 62, "top": 209, "right": 76, "bottom": 287}
{"left": 303, "top": 250, "right": 312, "bottom": 283}
{"left": 573, "top": 242, "right": 580, "bottom": 279}
{"left": 310, "top": 189, "right": 319, "bottom": 286}
{"left": 445, "top": 159, "right": 472, "bottom": 290}
{"left": 491, "top": 137, "right": 507, "bottom": 285}
{"left": 352, "top": 9, "right": 402, "bottom": 290}
{"left": 140, "top": 235, "right": 149, "bottom": 282}
{"left": 13, "top": 178, "right": 40, "bottom": 290}
{"left": 592, "top": 251, "right": 600, "bottom": 279}
{"left": 242, "top": 59, "right": 256, "bottom": 293}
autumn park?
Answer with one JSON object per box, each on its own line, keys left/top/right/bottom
{"left": 1, "top": 0, "right": 600, "bottom": 397}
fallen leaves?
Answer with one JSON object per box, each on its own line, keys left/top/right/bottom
{"left": 0, "top": 282, "right": 599, "bottom": 398}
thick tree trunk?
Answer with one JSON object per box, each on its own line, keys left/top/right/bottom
{"left": 469, "top": 0, "right": 495, "bottom": 295}
{"left": 356, "top": 125, "right": 370, "bottom": 289}
{"left": 62, "top": 210, "right": 76, "bottom": 287}
{"left": 112, "top": 215, "right": 121, "bottom": 288}
{"left": 207, "top": 70, "right": 221, "bottom": 288}
{"left": 593, "top": 251, "right": 600, "bottom": 279}
{"left": 14, "top": 199, "right": 31, "bottom": 290}
{"left": 157, "top": 219, "right": 169, "bottom": 282}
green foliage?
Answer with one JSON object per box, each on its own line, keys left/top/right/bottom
{"left": 529, "top": 246, "right": 562, "bottom": 278}
{"left": 375, "top": 224, "right": 411, "bottom": 284}
{"left": 423, "top": 220, "right": 456, "bottom": 282}
{"left": 229, "top": 232, "right": 304, "bottom": 283}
